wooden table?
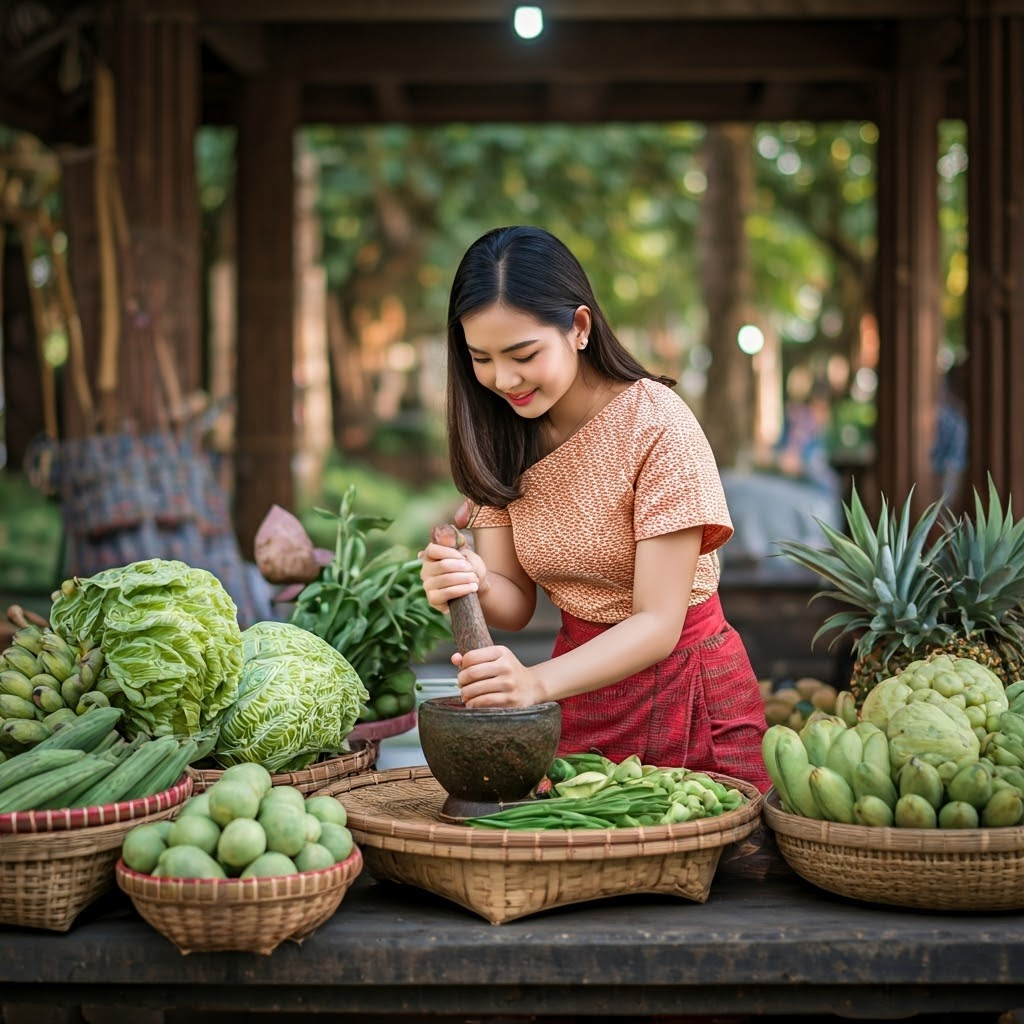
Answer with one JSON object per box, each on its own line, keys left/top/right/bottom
{"left": 2, "top": 864, "right": 1022, "bottom": 1020}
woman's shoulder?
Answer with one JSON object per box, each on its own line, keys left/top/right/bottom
{"left": 614, "top": 378, "right": 696, "bottom": 429}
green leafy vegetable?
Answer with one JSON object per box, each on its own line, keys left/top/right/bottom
{"left": 49, "top": 558, "right": 243, "bottom": 740}
{"left": 288, "top": 486, "right": 450, "bottom": 721}
{"left": 213, "top": 620, "right": 369, "bottom": 772}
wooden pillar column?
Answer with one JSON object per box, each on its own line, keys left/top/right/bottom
{"left": 874, "top": 36, "right": 944, "bottom": 515}
{"left": 111, "top": 9, "right": 202, "bottom": 430}
{"left": 234, "top": 77, "right": 298, "bottom": 557}
{"left": 965, "top": 11, "right": 1024, "bottom": 505}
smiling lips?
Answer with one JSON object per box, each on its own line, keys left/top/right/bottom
{"left": 506, "top": 390, "right": 536, "bottom": 407}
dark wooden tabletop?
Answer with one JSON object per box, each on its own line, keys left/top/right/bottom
{"left": 2, "top": 864, "right": 1023, "bottom": 1019}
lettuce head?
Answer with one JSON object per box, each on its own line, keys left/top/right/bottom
{"left": 50, "top": 558, "right": 243, "bottom": 740}
{"left": 213, "top": 620, "right": 369, "bottom": 772}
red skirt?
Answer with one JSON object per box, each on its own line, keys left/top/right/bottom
{"left": 552, "top": 594, "right": 771, "bottom": 793}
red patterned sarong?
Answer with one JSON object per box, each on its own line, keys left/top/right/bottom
{"left": 552, "top": 594, "right": 771, "bottom": 792}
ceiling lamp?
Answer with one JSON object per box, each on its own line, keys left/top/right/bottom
{"left": 513, "top": 6, "right": 544, "bottom": 40}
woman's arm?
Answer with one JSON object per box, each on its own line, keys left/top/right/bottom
{"left": 455, "top": 526, "right": 704, "bottom": 707}
{"left": 472, "top": 524, "right": 537, "bottom": 631}
{"left": 420, "top": 523, "right": 536, "bottom": 633}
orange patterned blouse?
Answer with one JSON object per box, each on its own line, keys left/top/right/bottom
{"left": 469, "top": 378, "right": 734, "bottom": 623}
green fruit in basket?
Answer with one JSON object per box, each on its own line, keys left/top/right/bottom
{"left": 373, "top": 693, "right": 400, "bottom": 719}
{"left": 258, "top": 784, "right": 306, "bottom": 815}
{"left": 938, "top": 800, "right": 981, "bottom": 829}
{"left": 294, "top": 842, "right": 336, "bottom": 872}
{"left": 304, "top": 813, "right": 322, "bottom": 844}
{"left": 239, "top": 851, "right": 297, "bottom": 878}
{"left": 217, "top": 817, "right": 268, "bottom": 870}
{"left": 207, "top": 778, "right": 261, "bottom": 826}
{"left": 219, "top": 761, "right": 274, "bottom": 797}
{"left": 168, "top": 813, "right": 222, "bottom": 856}
{"left": 317, "top": 821, "right": 354, "bottom": 863}
{"left": 177, "top": 792, "right": 211, "bottom": 818}
{"left": 152, "top": 820, "right": 174, "bottom": 842}
{"left": 258, "top": 804, "right": 308, "bottom": 857}
{"left": 383, "top": 668, "right": 418, "bottom": 695}
{"left": 893, "top": 793, "right": 938, "bottom": 828}
{"left": 121, "top": 823, "right": 170, "bottom": 874}
{"left": 305, "top": 794, "right": 347, "bottom": 828}
{"left": 156, "top": 844, "right": 227, "bottom": 879}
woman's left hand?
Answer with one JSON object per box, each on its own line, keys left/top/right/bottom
{"left": 452, "top": 646, "right": 544, "bottom": 708}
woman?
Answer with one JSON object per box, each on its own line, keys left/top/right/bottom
{"left": 419, "top": 225, "right": 770, "bottom": 791}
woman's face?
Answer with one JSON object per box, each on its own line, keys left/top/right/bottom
{"left": 461, "top": 303, "right": 588, "bottom": 419}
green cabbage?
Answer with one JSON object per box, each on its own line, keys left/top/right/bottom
{"left": 49, "top": 558, "right": 243, "bottom": 740}
{"left": 213, "top": 621, "right": 369, "bottom": 772}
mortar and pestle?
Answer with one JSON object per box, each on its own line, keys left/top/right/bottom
{"left": 419, "top": 524, "right": 561, "bottom": 823}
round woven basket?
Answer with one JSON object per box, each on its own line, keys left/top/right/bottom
{"left": 324, "top": 766, "right": 764, "bottom": 924}
{"left": 115, "top": 847, "right": 363, "bottom": 955}
{"left": 186, "top": 739, "right": 379, "bottom": 795}
{"left": 0, "top": 775, "right": 193, "bottom": 835}
{"left": 0, "top": 776, "right": 193, "bottom": 932}
{"left": 763, "top": 789, "right": 1024, "bottom": 911}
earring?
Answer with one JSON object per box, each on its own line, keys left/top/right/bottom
{"left": 579, "top": 337, "right": 588, "bottom": 350}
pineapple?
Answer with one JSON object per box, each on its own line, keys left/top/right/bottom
{"left": 776, "top": 486, "right": 951, "bottom": 704}
{"left": 931, "top": 476, "right": 1024, "bottom": 689}
{"left": 777, "top": 478, "right": 1024, "bottom": 705}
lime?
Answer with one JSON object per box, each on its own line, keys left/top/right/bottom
{"left": 239, "top": 852, "right": 297, "bottom": 878}
{"left": 207, "top": 779, "right": 261, "bottom": 826}
{"left": 168, "top": 813, "right": 221, "bottom": 856}
{"left": 219, "top": 762, "right": 274, "bottom": 797}
{"left": 318, "top": 822, "right": 354, "bottom": 863}
{"left": 157, "top": 844, "right": 227, "bottom": 880}
{"left": 121, "top": 823, "right": 168, "bottom": 874}
{"left": 217, "top": 818, "right": 268, "bottom": 870}
{"left": 305, "top": 795, "right": 347, "bottom": 828}
{"left": 374, "top": 693, "right": 400, "bottom": 719}
{"left": 294, "top": 842, "right": 336, "bottom": 872}
{"left": 258, "top": 804, "right": 308, "bottom": 857}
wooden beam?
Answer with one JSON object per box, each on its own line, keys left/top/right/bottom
{"left": 265, "top": 21, "right": 896, "bottom": 84}
{"left": 141, "top": 0, "right": 977, "bottom": 22}
{"left": 234, "top": 76, "right": 298, "bottom": 558}
{"left": 201, "top": 21, "right": 268, "bottom": 75}
{"left": 290, "top": 80, "right": 885, "bottom": 126}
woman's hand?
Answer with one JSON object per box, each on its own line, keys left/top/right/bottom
{"left": 452, "top": 646, "right": 545, "bottom": 708}
{"left": 418, "top": 535, "right": 489, "bottom": 614}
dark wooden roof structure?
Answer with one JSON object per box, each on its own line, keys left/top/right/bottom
{"left": 1, "top": 0, "right": 1022, "bottom": 553}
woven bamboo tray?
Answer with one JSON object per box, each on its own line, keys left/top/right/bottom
{"left": 186, "top": 739, "right": 379, "bottom": 795}
{"left": 323, "top": 766, "right": 763, "bottom": 924}
{"left": 115, "top": 847, "right": 363, "bottom": 955}
{"left": 0, "top": 784, "right": 190, "bottom": 932}
{"left": 763, "top": 789, "right": 1024, "bottom": 911}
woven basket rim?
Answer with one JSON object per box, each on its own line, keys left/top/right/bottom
{"left": 115, "top": 846, "right": 362, "bottom": 902}
{"left": 327, "top": 765, "right": 763, "bottom": 856}
{"left": 0, "top": 774, "right": 193, "bottom": 835}
{"left": 763, "top": 788, "right": 1024, "bottom": 853}
{"left": 187, "top": 740, "right": 375, "bottom": 788}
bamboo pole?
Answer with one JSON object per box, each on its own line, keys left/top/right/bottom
{"left": 93, "top": 62, "right": 121, "bottom": 433}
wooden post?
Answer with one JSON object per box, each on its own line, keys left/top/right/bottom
{"left": 234, "top": 76, "right": 299, "bottom": 557}
{"left": 874, "top": 32, "right": 943, "bottom": 515}
{"left": 965, "top": 11, "right": 1024, "bottom": 506}
{"left": 110, "top": 9, "right": 202, "bottom": 432}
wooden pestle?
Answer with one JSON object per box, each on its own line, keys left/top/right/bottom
{"left": 430, "top": 524, "right": 494, "bottom": 655}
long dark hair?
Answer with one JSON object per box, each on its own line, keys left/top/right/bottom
{"left": 446, "top": 225, "right": 675, "bottom": 508}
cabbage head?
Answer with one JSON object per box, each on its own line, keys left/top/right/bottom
{"left": 50, "top": 558, "right": 243, "bottom": 740}
{"left": 214, "top": 621, "right": 369, "bottom": 772}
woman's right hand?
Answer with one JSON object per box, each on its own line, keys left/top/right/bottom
{"left": 418, "top": 528, "right": 489, "bottom": 615}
